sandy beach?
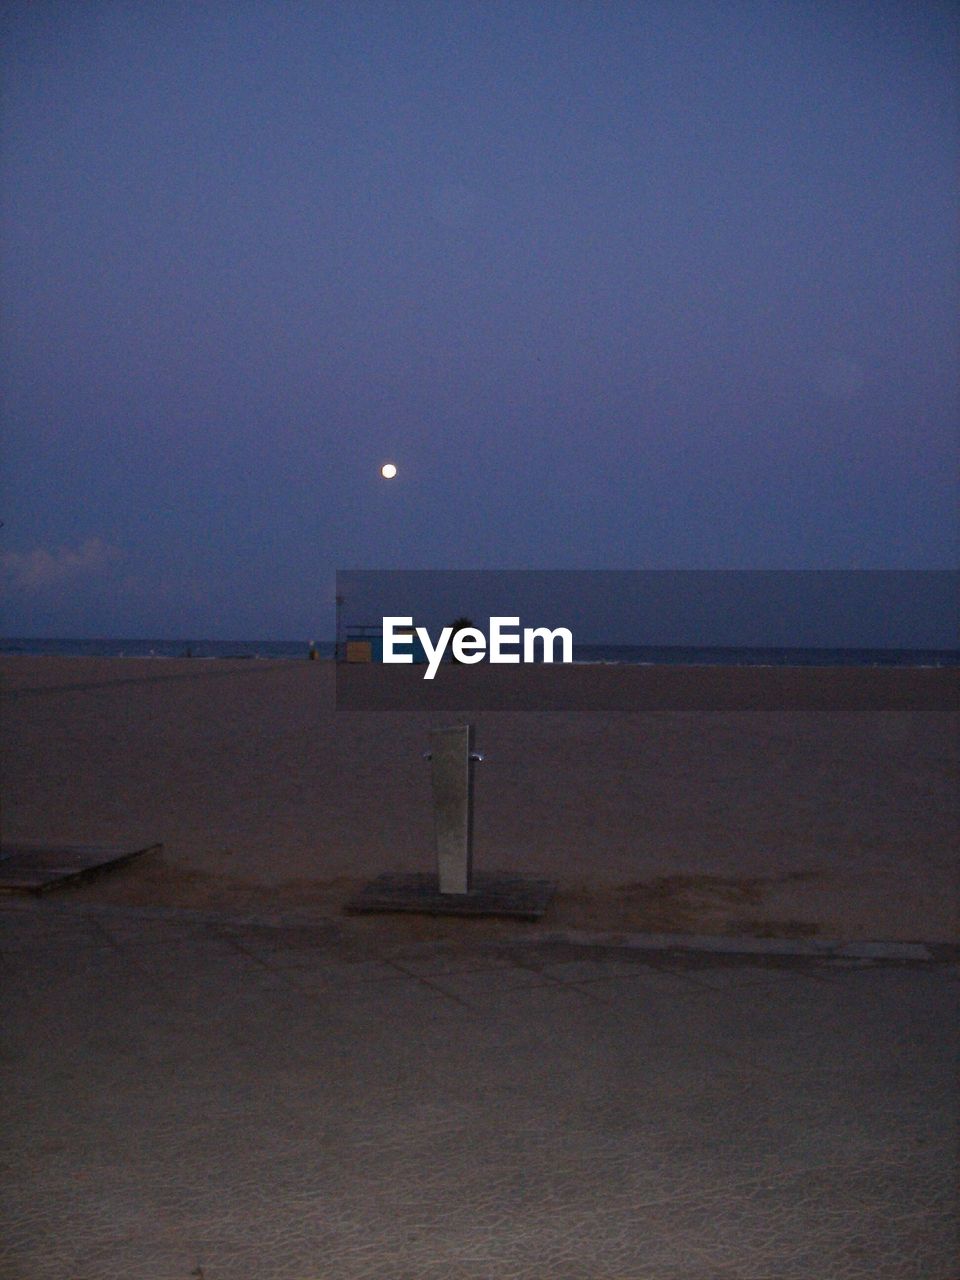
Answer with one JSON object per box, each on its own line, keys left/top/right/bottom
{"left": 1, "top": 655, "right": 957, "bottom": 942}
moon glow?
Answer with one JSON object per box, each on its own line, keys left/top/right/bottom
{"left": 380, "top": 462, "right": 398, "bottom": 479}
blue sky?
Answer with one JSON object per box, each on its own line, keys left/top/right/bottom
{"left": 1, "top": 1, "right": 957, "bottom": 640}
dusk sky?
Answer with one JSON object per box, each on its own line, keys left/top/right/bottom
{"left": 1, "top": 1, "right": 957, "bottom": 641}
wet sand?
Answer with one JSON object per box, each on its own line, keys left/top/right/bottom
{"left": 1, "top": 656, "right": 957, "bottom": 941}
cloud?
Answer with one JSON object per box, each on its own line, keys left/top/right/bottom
{"left": 1, "top": 538, "right": 122, "bottom": 591}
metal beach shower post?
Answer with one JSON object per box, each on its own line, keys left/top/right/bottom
{"left": 345, "top": 723, "right": 555, "bottom": 920}
{"left": 428, "top": 724, "right": 481, "bottom": 895}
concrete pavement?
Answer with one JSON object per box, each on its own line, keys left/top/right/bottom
{"left": 1, "top": 896, "right": 957, "bottom": 1279}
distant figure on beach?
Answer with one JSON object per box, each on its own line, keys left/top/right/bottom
{"left": 308, "top": 641, "right": 317, "bottom": 661}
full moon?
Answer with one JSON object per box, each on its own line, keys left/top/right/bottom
{"left": 380, "top": 462, "right": 398, "bottom": 479}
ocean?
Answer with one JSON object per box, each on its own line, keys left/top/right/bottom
{"left": 1, "top": 637, "right": 957, "bottom": 667}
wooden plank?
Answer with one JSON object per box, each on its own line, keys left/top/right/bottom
{"left": 0, "top": 843, "right": 162, "bottom": 894}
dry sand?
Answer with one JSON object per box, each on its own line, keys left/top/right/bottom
{"left": 1, "top": 656, "right": 957, "bottom": 942}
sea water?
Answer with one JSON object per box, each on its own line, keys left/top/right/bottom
{"left": 0, "top": 637, "right": 956, "bottom": 667}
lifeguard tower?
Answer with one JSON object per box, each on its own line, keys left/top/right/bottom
{"left": 343, "top": 623, "right": 428, "bottom": 664}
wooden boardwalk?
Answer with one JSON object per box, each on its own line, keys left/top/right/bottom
{"left": 0, "top": 843, "right": 161, "bottom": 894}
